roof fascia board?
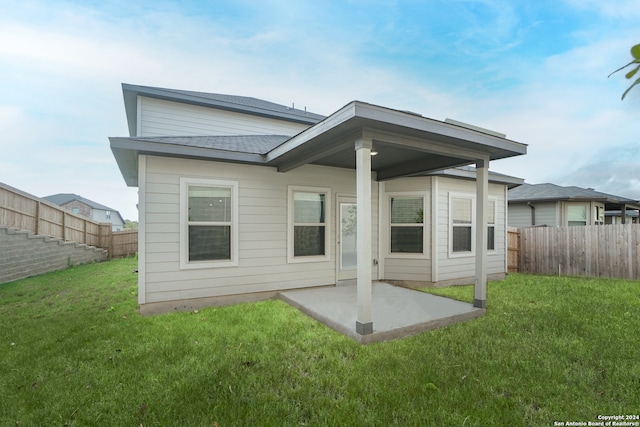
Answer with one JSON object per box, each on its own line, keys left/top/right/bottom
{"left": 266, "top": 102, "right": 357, "bottom": 162}
{"left": 354, "top": 102, "right": 527, "bottom": 156}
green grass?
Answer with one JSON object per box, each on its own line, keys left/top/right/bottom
{"left": 1, "top": 259, "right": 639, "bottom": 426}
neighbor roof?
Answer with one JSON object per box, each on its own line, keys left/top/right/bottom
{"left": 43, "top": 194, "right": 125, "bottom": 221}
{"left": 509, "top": 183, "right": 640, "bottom": 206}
{"left": 44, "top": 193, "right": 116, "bottom": 210}
{"left": 122, "top": 84, "right": 325, "bottom": 136}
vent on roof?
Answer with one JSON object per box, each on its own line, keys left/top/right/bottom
{"left": 401, "top": 110, "right": 423, "bottom": 117}
{"left": 444, "top": 118, "right": 506, "bottom": 138}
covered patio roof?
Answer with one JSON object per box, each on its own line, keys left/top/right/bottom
{"left": 267, "top": 101, "right": 526, "bottom": 180}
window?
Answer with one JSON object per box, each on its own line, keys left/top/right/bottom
{"left": 106, "top": 210, "right": 111, "bottom": 219}
{"left": 452, "top": 197, "right": 473, "bottom": 253}
{"left": 180, "top": 178, "right": 238, "bottom": 269}
{"left": 568, "top": 205, "right": 587, "bottom": 226}
{"left": 72, "top": 207, "right": 80, "bottom": 214}
{"left": 288, "top": 187, "right": 330, "bottom": 262}
{"left": 594, "top": 206, "right": 604, "bottom": 225}
{"left": 390, "top": 196, "right": 424, "bottom": 253}
{"left": 487, "top": 199, "right": 495, "bottom": 251}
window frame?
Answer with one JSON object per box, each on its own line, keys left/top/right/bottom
{"left": 386, "top": 192, "right": 428, "bottom": 259}
{"left": 567, "top": 203, "right": 588, "bottom": 226}
{"left": 449, "top": 193, "right": 498, "bottom": 257}
{"left": 179, "top": 177, "right": 239, "bottom": 270}
{"left": 487, "top": 198, "right": 496, "bottom": 252}
{"left": 287, "top": 186, "right": 331, "bottom": 264}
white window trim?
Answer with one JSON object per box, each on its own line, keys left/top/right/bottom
{"left": 288, "top": 185, "right": 331, "bottom": 264}
{"left": 179, "top": 177, "right": 239, "bottom": 270}
{"left": 385, "top": 191, "right": 429, "bottom": 259}
{"left": 448, "top": 193, "right": 498, "bottom": 258}
{"left": 487, "top": 198, "right": 497, "bottom": 253}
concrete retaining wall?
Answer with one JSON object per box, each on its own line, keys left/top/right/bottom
{"left": 0, "top": 226, "right": 108, "bottom": 284}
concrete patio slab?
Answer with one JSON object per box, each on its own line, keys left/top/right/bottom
{"left": 278, "top": 282, "right": 485, "bottom": 344}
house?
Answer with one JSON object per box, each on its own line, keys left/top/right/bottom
{"left": 109, "top": 83, "right": 527, "bottom": 334}
{"left": 507, "top": 183, "right": 640, "bottom": 227}
{"left": 42, "top": 193, "right": 126, "bottom": 231}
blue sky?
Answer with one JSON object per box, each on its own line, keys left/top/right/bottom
{"left": 1, "top": 0, "right": 638, "bottom": 220}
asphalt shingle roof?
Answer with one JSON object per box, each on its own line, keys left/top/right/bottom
{"left": 129, "top": 135, "right": 290, "bottom": 155}
{"left": 43, "top": 193, "right": 118, "bottom": 211}
{"left": 508, "top": 183, "right": 637, "bottom": 204}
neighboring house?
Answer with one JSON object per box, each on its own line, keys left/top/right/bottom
{"left": 109, "top": 83, "right": 527, "bottom": 334}
{"left": 508, "top": 183, "right": 640, "bottom": 227}
{"left": 43, "top": 193, "right": 126, "bottom": 231}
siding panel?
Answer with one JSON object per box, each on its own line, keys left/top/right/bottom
{"left": 139, "top": 97, "right": 309, "bottom": 137}
{"left": 435, "top": 177, "right": 507, "bottom": 283}
{"left": 142, "top": 156, "right": 376, "bottom": 304}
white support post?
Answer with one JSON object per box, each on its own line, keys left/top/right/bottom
{"left": 355, "top": 137, "right": 373, "bottom": 335}
{"left": 474, "top": 158, "right": 489, "bottom": 308}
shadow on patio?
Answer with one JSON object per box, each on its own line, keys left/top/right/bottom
{"left": 279, "top": 282, "right": 485, "bottom": 344}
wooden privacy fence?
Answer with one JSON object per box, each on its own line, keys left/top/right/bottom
{"left": 518, "top": 224, "right": 640, "bottom": 280}
{"left": 507, "top": 227, "right": 520, "bottom": 273}
{"left": 110, "top": 229, "right": 138, "bottom": 258}
{"left": 0, "top": 182, "right": 137, "bottom": 259}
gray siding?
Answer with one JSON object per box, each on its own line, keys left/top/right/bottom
{"left": 138, "top": 97, "right": 309, "bottom": 137}
{"left": 141, "top": 156, "right": 378, "bottom": 304}
{"left": 509, "top": 202, "right": 558, "bottom": 227}
{"left": 380, "top": 178, "right": 432, "bottom": 282}
{"left": 435, "top": 177, "right": 507, "bottom": 283}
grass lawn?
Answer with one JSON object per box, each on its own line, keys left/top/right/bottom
{"left": 1, "top": 258, "right": 639, "bottom": 426}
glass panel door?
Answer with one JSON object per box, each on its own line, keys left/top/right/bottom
{"left": 337, "top": 197, "right": 357, "bottom": 281}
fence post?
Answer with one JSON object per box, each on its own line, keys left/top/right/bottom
{"left": 35, "top": 201, "right": 40, "bottom": 235}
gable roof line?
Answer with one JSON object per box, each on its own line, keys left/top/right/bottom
{"left": 42, "top": 194, "right": 126, "bottom": 222}
{"left": 508, "top": 183, "right": 640, "bottom": 207}
{"left": 122, "top": 83, "right": 325, "bottom": 136}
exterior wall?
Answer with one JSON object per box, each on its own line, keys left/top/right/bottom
{"left": 507, "top": 204, "right": 533, "bottom": 227}
{"left": 140, "top": 155, "right": 378, "bottom": 308}
{"left": 509, "top": 202, "right": 559, "bottom": 227}
{"left": 434, "top": 177, "right": 507, "bottom": 284}
{"left": 510, "top": 201, "right": 607, "bottom": 227}
{"left": 559, "top": 201, "right": 605, "bottom": 226}
{"left": 379, "top": 177, "right": 432, "bottom": 282}
{"left": 0, "top": 226, "right": 107, "bottom": 284}
{"left": 61, "top": 200, "right": 91, "bottom": 218}
{"left": 138, "top": 97, "right": 310, "bottom": 137}
{"left": 92, "top": 209, "right": 125, "bottom": 232}
{"left": 508, "top": 202, "right": 558, "bottom": 227}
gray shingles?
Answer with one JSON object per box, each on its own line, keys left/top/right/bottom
{"left": 509, "top": 183, "right": 636, "bottom": 203}
{"left": 131, "top": 135, "right": 290, "bottom": 155}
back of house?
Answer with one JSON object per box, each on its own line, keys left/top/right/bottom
{"left": 110, "top": 84, "right": 526, "bottom": 314}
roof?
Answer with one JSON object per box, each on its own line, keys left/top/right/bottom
{"left": 508, "top": 183, "right": 640, "bottom": 208}
{"left": 43, "top": 194, "right": 126, "bottom": 222}
{"left": 126, "top": 135, "right": 289, "bottom": 155}
{"left": 425, "top": 165, "right": 524, "bottom": 188}
{"left": 122, "top": 84, "right": 325, "bottom": 136}
{"left": 111, "top": 87, "right": 528, "bottom": 187}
